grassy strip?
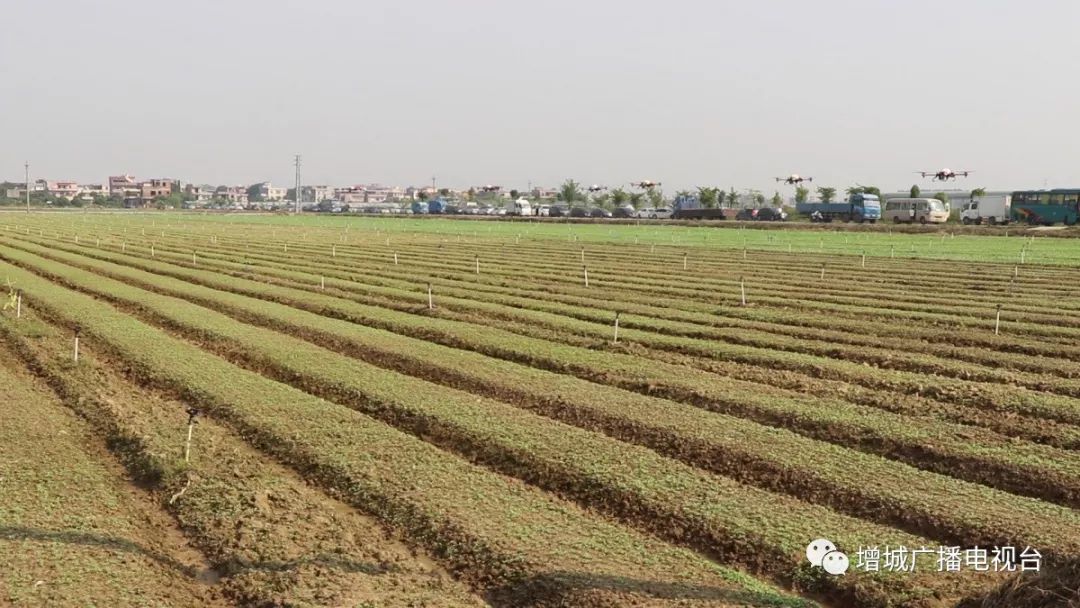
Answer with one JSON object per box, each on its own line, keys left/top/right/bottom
{"left": 0, "top": 312, "right": 486, "bottom": 607}
{"left": 0, "top": 260, "right": 813, "bottom": 608}
{"left": 16, "top": 240, "right": 1078, "bottom": 559}
{"left": 14, "top": 235, "right": 1080, "bottom": 444}
{"left": 1, "top": 248, "right": 1010, "bottom": 607}
{"left": 0, "top": 342, "right": 222, "bottom": 607}
{"left": 6, "top": 240, "right": 1076, "bottom": 507}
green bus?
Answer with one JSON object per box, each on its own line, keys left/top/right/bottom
{"left": 1010, "top": 189, "right": 1080, "bottom": 225}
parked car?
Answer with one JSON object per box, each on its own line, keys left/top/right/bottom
{"left": 612, "top": 205, "right": 636, "bottom": 218}
{"left": 569, "top": 206, "right": 589, "bottom": 218}
{"left": 537, "top": 204, "right": 551, "bottom": 216}
{"left": 549, "top": 205, "right": 568, "bottom": 218}
{"left": 652, "top": 207, "right": 674, "bottom": 219}
{"left": 756, "top": 207, "right": 788, "bottom": 221}
{"left": 636, "top": 207, "right": 655, "bottom": 218}
{"left": 589, "top": 207, "right": 613, "bottom": 218}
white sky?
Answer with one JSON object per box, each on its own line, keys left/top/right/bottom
{"left": 3, "top": 0, "right": 1079, "bottom": 195}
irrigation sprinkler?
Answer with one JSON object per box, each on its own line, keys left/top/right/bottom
{"left": 740, "top": 277, "right": 747, "bottom": 306}
{"left": 612, "top": 311, "right": 621, "bottom": 344}
{"left": 994, "top": 304, "right": 1003, "bottom": 336}
{"left": 427, "top": 282, "right": 434, "bottom": 310}
{"left": 73, "top": 327, "right": 81, "bottom": 363}
{"left": 183, "top": 407, "right": 199, "bottom": 462}
{"left": 583, "top": 265, "right": 589, "bottom": 288}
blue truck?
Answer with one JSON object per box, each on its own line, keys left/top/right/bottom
{"left": 427, "top": 198, "right": 449, "bottom": 214}
{"left": 796, "top": 193, "right": 881, "bottom": 223}
{"left": 410, "top": 200, "right": 428, "bottom": 214}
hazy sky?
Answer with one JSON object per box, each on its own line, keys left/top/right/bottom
{"left": 3, "top": 0, "right": 1079, "bottom": 195}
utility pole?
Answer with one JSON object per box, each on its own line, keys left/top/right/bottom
{"left": 431, "top": 176, "right": 436, "bottom": 194}
{"left": 24, "top": 161, "right": 30, "bottom": 212}
{"left": 294, "top": 154, "right": 302, "bottom": 213}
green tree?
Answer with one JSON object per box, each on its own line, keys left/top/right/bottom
{"left": 246, "top": 183, "right": 264, "bottom": 202}
{"left": 558, "top": 179, "right": 584, "bottom": 203}
{"left": 770, "top": 191, "right": 783, "bottom": 207}
{"left": 969, "top": 187, "right": 986, "bottom": 202}
{"left": 629, "top": 192, "right": 645, "bottom": 207}
{"left": 910, "top": 184, "right": 921, "bottom": 198}
{"left": 509, "top": 189, "right": 520, "bottom": 200}
{"left": 751, "top": 190, "right": 765, "bottom": 206}
{"left": 727, "top": 187, "right": 739, "bottom": 208}
{"left": 611, "top": 187, "right": 630, "bottom": 206}
{"left": 417, "top": 191, "right": 429, "bottom": 201}
{"left": 697, "top": 187, "right": 720, "bottom": 208}
{"left": 817, "top": 186, "right": 837, "bottom": 203}
{"left": 647, "top": 188, "right": 664, "bottom": 207}
{"left": 794, "top": 186, "right": 810, "bottom": 204}
{"left": 933, "top": 192, "right": 950, "bottom": 205}
{"left": 438, "top": 188, "right": 450, "bottom": 196}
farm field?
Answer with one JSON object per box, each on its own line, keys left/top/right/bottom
{"left": 1, "top": 211, "right": 1079, "bottom": 607}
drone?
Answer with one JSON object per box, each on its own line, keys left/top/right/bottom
{"left": 775, "top": 174, "right": 812, "bottom": 185}
{"left": 479, "top": 184, "right": 502, "bottom": 193}
{"left": 632, "top": 180, "right": 661, "bottom": 189}
{"left": 919, "top": 169, "right": 972, "bottom": 182}
{"left": 587, "top": 184, "right": 607, "bottom": 193}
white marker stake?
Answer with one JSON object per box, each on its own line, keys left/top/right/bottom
{"left": 73, "top": 329, "right": 80, "bottom": 363}
{"left": 613, "top": 311, "right": 620, "bottom": 344}
{"left": 740, "top": 277, "right": 747, "bottom": 306}
{"left": 394, "top": 252, "right": 399, "bottom": 265}
{"left": 820, "top": 264, "right": 825, "bottom": 281}
{"left": 583, "top": 265, "right": 589, "bottom": 288}
{"left": 1020, "top": 249, "right": 1026, "bottom": 264}
{"left": 995, "top": 304, "right": 1002, "bottom": 336}
{"left": 151, "top": 245, "right": 155, "bottom": 257}
{"left": 1014, "top": 265, "right": 1018, "bottom": 279}
{"left": 475, "top": 256, "right": 480, "bottom": 275}
{"left": 890, "top": 245, "right": 895, "bottom": 258}
{"left": 683, "top": 253, "right": 688, "bottom": 270}
{"left": 743, "top": 248, "right": 747, "bottom": 261}
{"left": 122, "top": 242, "right": 126, "bottom": 252}
{"left": 427, "top": 283, "right": 434, "bottom": 310}
{"left": 581, "top": 248, "right": 585, "bottom": 264}
{"left": 193, "top": 251, "right": 197, "bottom": 266}
{"left": 320, "top": 276, "right": 325, "bottom": 290}
{"left": 75, "top": 235, "right": 79, "bottom": 244}
{"left": 332, "top": 245, "right": 337, "bottom": 258}
{"left": 861, "top": 251, "right": 866, "bottom": 268}
{"left": 16, "top": 292, "right": 21, "bottom": 319}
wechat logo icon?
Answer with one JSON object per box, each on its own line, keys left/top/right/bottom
{"left": 806, "top": 538, "right": 849, "bottom": 575}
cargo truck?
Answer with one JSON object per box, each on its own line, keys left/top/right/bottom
{"left": 796, "top": 193, "right": 881, "bottom": 223}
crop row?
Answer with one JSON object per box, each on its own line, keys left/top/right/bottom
{"left": 24, "top": 235, "right": 1080, "bottom": 437}
{"left": 0, "top": 258, "right": 822, "bottom": 608}
{"left": 0, "top": 252, "right": 1016, "bottom": 608}
{"left": 0, "top": 310, "right": 484, "bottom": 607}
{"left": 9, "top": 240, "right": 1077, "bottom": 556}
{"left": 4, "top": 241, "right": 1077, "bottom": 508}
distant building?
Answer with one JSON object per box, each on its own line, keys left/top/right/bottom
{"left": 254, "top": 182, "right": 288, "bottom": 202}
{"left": 109, "top": 174, "right": 139, "bottom": 197}
{"left": 141, "top": 178, "right": 176, "bottom": 201}
{"left": 215, "top": 185, "right": 248, "bottom": 204}
{"left": 184, "top": 184, "right": 214, "bottom": 204}
{"left": 301, "top": 185, "right": 333, "bottom": 202}
{"left": 46, "top": 181, "right": 81, "bottom": 200}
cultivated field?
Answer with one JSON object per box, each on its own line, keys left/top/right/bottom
{"left": 1, "top": 212, "right": 1078, "bottom": 607}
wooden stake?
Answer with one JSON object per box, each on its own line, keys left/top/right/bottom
{"left": 581, "top": 248, "right": 585, "bottom": 264}
{"left": 192, "top": 251, "right": 197, "bottom": 266}
{"left": 612, "top": 311, "right": 620, "bottom": 344}
{"left": 151, "top": 244, "right": 155, "bottom": 257}
{"left": 740, "top": 277, "right": 747, "bottom": 306}
{"left": 320, "top": 276, "right": 325, "bottom": 290}
{"left": 683, "top": 253, "right": 688, "bottom": 270}
{"left": 583, "top": 265, "right": 589, "bottom": 287}
{"left": 427, "top": 283, "right": 434, "bottom": 310}
{"left": 861, "top": 251, "right": 866, "bottom": 268}
{"left": 394, "top": 252, "right": 399, "bottom": 265}
{"left": 475, "top": 255, "right": 480, "bottom": 274}
{"left": 995, "top": 304, "right": 1002, "bottom": 336}
{"left": 820, "top": 264, "right": 825, "bottom": 280}
{"left": 1013, "top": 265, "right": 1018, "bottom": 279}
{"left": 73, "top": 328, "right": 80, "bottom": 363}
{"left": 15, "top": 291, "right": 21, "bottom": 319}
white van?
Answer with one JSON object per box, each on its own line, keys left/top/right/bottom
{"left": 961, "top": 195, "right": 1011, "bottom": 225}
{"left": 508, "top": 198, "right": 533, "bottom": 216}
{"left": 883, "top": 198, "right": 949, "bottom": 224}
